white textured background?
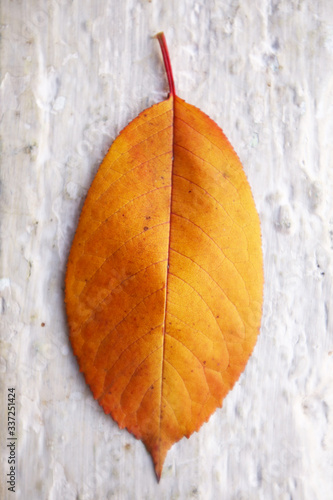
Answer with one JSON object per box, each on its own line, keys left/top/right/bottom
{"left": 1, "top": 1, "right": 333, "bottom": 499}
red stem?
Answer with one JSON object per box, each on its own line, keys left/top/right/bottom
{"left": 156, "top": 32, "right": 176, "bottom": 97}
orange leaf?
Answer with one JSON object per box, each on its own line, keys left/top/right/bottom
{"left": 65, "top": 33, "right": 263, "bottom": 480}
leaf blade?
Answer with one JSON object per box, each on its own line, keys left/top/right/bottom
{"left": 65, "top": 35, "right": 263, "bottom": 482}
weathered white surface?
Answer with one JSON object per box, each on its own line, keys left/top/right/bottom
{"left": 1, "top": 0, "right": 333, "bottom": 498}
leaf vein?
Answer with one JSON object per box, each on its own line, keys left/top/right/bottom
{"left": 96, "top": 151, "right": 171, "bottom": 202}
{"left": 103, "top": 325, "right": 163, "bottom": 387}
{"left": 167, "top": 311, "right": 214, "bottom": 344}
{"left": 92, "top": 287, "right": 165, "bottom": 366}
{"left": 87, "top": 185, "right": 170, "bottom": 248}
{"left": 167, "top": 330, "right": 218, "bottom": 374}
{"left": 164, "top": 359, "right": 192, "bottom": 408}
{"left": 174, "top": 143, "right": 249, "bottom": 214}
{"left": 170, "top": 248, "right": 245, "bottom": 331}
{"left": 162, "top": 395, "right": 182, "bottom": 430}
{"left": 118, "top": 346, "right": 163, "bottom": 409}
{"left": 175, "top": 114, "right": 238, "bottom": 174}
{"left": 167, "top": 272, "right": 225, "bottom": 343}
{"left": 135, "top": 376, "right": 161, "bottom": 416}
{"left": 78, "top": 221, "right": 169, "bottom": 300}
{"left": 103, "top": 108, "right": 172, "bottom": 176}
{"left": 171, "top": 214, "right": 249, "bottom": 297}
{"left": 173, "top": 172, "right": 246, "bottom": 234}
{"left": 74, "top": 260, "right": 167, "bottom": 334}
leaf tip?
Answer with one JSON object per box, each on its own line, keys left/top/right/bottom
{"left": 155, "top": 468, "right": 162, "bottom": 483}
{"left": 144, "top": 437, "right": 170, "bottom": 483}
{"left": 153, "top": 456, "right": 165, "bottom": 483}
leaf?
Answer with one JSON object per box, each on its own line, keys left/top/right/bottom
{"left": 65, "top": 33, "right": 263, "bottom": 480}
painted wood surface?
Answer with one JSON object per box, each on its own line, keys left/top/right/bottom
{"left": 1, "top": 1, "right": 333, "bottom": 498}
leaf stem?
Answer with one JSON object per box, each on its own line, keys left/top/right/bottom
{"left": 155, "top": 32, "right": 176, "bottom": 97}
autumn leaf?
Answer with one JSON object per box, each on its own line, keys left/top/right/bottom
{"left": 65, "top": 33, "right": 263, "bottom": 481}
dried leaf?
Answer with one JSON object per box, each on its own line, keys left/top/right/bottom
{"left": 65, "top": 33, "right": 263, "bottom": 480}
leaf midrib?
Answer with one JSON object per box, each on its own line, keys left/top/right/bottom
{"left": 158, "top": 94, "right": 175, "bottom": 463}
